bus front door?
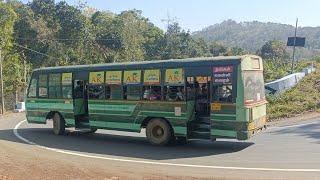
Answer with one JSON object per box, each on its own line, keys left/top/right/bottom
{"left": 73, "top": 72, "right": 89, "bottom": 128}
{"left": 195, "top": 76, "right": 211, "bottom": 116}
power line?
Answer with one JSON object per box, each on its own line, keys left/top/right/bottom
{"left": 15, "top": 37, "right": 117, "bottom": 42}
{"left": 14, "top": 43, "right": 58, "bottom": 59}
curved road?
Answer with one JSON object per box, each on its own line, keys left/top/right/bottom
{"left": 0, "top": 113, "right": 319, "bottom": 179}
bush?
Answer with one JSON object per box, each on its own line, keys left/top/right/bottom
{"left": 267, "top": 69, "right": 320, "bottom": 120}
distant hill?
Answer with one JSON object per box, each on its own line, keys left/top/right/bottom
{"left": 193, "top": 20, "right": 320, "bottom": 58}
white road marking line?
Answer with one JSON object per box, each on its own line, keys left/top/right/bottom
{"left": 14, "top": 120, "right": 320, "bottom": 172}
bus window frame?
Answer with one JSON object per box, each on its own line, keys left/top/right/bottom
{"left": 142, "top": 68, "right": 162, "bottom": 101}
{"left": 48, "top": 73, "right": 62, "bottom": 99}
{"left": 163, "top": 68, "right": 186, "bottom": 102}
{"left": 87, "top": 71, "right": 106, "bottom": 100}
{"left": 38, "top": 73, "right": 49, "bottom": 99}
{"left": 27, "top": 73, "right": 39, "bottom": 98}
{"left": 62, "top": 72, "right": 73, "bottom": 99}
{"left": 211, "top": 64, "right": 238, "bottom": 104}
{"left": 123, "top": 69, "right": 143, "bottom": 101}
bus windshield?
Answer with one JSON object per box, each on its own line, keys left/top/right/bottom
{"left": 243, "top": 71, "right": 265, "bottom": 105}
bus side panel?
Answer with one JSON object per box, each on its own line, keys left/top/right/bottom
{"left": 26, "top": 98, "right": 74, "bottom": 125}
{"left": 88, "top": 100, "right": 141, "bottom": 131}
{"left": 210, "top": 104, "right": 239, "bottom": 138}
{"left": 26, "top": 98, "right": 43, "bottom": 124}
{"left": 88, "top": 100, "right": 193, "bottom": 136}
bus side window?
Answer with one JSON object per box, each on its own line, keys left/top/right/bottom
{"left": 125, "top": 85, "right": 142, "bottom": 100}
{"left": 88, "top": 84, "right": 105, "bottom": 99}
{"left": 186, "top": 77, "right": 196, "bottom": 101}
{"left": 212, "top": 84, "right": 233, "bottom": 103}
{"left": 106, "top": 85, "right": 122, "bottom": 100}
{"left": 142, "top": 86, "right": 161, "bottom": 101}
{"left": 28, "top": 76, "right": 38, "bottom": 98}
{"left": 38, "top": 74, "right": 48, "bottom": 98}
{"left": 49, "top": 74, "right": 62, "bottom": 99}
{"left": 62, "top": 74, "right": 72, "bottom": 99}
{"left": 164, "top": 86, "right": 185, "bottom": 101}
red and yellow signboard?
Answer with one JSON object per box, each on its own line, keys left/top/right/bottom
{"left": 124, "top": 70, "right": 141, "bottom": 84}
{"left": 89, "top": 71, "right": 104, "bottom": 84}
{"left": 106, "top": 71, "right": 122, "bottom": 84}
{"left": 144, "top": 69, "right": 160, "bottom": 84}
{"left": 165, "top": 68, "right": 183, "bottom": 84}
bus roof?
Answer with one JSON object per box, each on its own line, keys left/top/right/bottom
{"left": 33, "top": 55, "right": 260, "bottom": 73}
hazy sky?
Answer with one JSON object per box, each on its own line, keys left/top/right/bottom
{"left": 21, "top": 0, "right": 320, "bottom": 32}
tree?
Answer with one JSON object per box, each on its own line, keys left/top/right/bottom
{"left": 0, "top": 2, "right": 17, "bottom": 51}
{"left": 0, "top": 2, "right": 17, "bottom": 111}
{"left": 258, "top": 40, "right": 289, "bottom": 60}
{"left": 208, "top": 42, "right": 227, "bottom": 56}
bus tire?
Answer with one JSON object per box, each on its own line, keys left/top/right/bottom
{"left": 52, "top": 113, "right": 65, "bottom": 135}
{"left": 146, "top": 118, "right": 173, "bottom": 146}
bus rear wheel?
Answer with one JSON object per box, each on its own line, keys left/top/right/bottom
{"left": 146, "top": 118, "right": 172, "bottom": 146}
{"left": 52, "top": 113, "right": 65, "bottom": 135}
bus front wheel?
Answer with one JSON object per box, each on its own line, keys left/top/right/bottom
{"left": 146, "top": 118, "right": 173, "bottom": 146}
{"left": 52, "top": 113, "right": 65, "bottom": 135}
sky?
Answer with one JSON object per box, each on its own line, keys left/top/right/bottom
{"left": 21, "top": 0, "right": 320, "bottom": 32}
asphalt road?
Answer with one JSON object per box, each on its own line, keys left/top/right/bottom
{"left": 0, "top": 113, "right": 320, "bottom": 179}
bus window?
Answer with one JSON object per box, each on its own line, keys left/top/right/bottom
{"left": 164, "top": 86, "right": 185, "bottom": 101}
{"left": 124, "top": 85, "right": 142, "bottom": 100}
{"left": 28, "top": 76, "right": 38, "bottom": 98}
{"left": 106, "top": 85, "right": 122, "bottom": 100}
{"left": 212, "top": 84, "right": 233, "bottom": 103}
{"left": 88, "top": 84, "right": 105, "bottom": 99}
{"left": 38, "top": 74, "right": 48, "bottom": 98}
{"left": 62, "top": 73, "right": 72, "bottom": 99}
{"left": 142, "top": 86, "right": 161, "bottom": 101}
{"left": 186, "top": 77, "right": 196, "bottom": 101}
{"left": 48, "top": 74, "right": 62, "bottom": 99}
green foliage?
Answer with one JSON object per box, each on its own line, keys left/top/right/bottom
{"left": 3, "top": 53, "right": 25, "bottom": 93}
{"left": 267, "top": 69, "right": 320, "bottom": 119}
{"left": 0, "top": 2, "right": 17, "bottom": 51}
{"left": 263, "top": 60, "right": 290, "bottom": 82}
{"left": 258, "top": 40, "right": 289, "bottom": 60}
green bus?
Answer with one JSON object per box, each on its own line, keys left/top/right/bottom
{"left": 26, "top": 55, "right": 267, "bottom": 145}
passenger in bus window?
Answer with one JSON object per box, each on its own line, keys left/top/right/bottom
{"left": 143, "top": 87, "right": 151, "bottom": 100}
{"left": 150, "top": 87, "right": 161, "bottom": 100}
{"left": 175, "top": 87, "right": 184, "bottom": 101}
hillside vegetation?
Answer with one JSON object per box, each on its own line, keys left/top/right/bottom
{"left": 267, "top": 60, "right": 320, "bottom": 120}
{"left": 193, "top": 20, "right": 320, "bottom": 58}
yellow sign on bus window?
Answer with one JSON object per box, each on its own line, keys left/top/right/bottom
{"left": 89, "top": 71, "right": 104, "bottom": 84}
{"left": 165, "top": 68, "right": 183, "bottom": 84}
{"left": 144, "top": 69, "right": 160, "bottom": 84}
{"left": 62, "top": 73, "right": 72, "bottom": 85}
{"left": 124, "top": 70, "right": 141, "bottom": 84}
{"left": 106, "top": 71, "right": 122, "bottom": 84}
{"left": 196, "top": 76, "right": 209, "bottom": 84}
{"left": 211, "top": 103, "right": 221, "bottom": 111}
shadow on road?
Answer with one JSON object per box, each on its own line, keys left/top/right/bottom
{"left": 270, "top": 122, "right": 320, "bottom": 144}
{"left": 0, "top": 126, "right": 253, "bottom": 160}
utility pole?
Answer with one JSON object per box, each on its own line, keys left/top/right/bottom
{"left": 291, "top": 18, "right": 298, "bottom": 74}
{"left": 0, "top": 49, "right": 4, "bottom": 114}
